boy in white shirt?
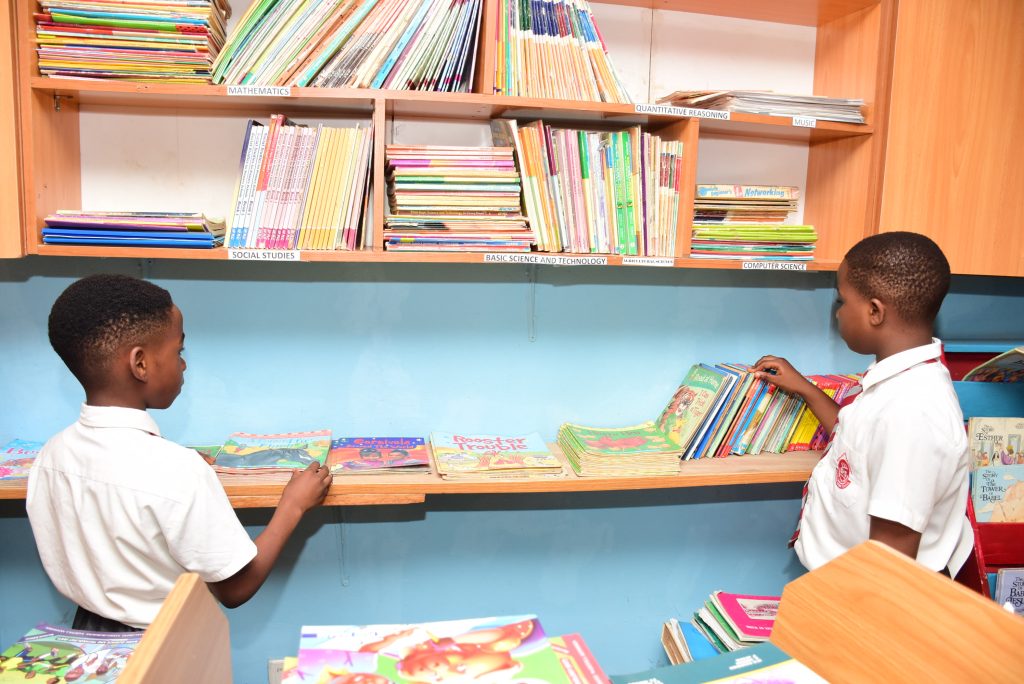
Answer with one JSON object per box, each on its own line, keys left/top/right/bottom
{"left": 28, "top": 274, "right": 332, "bottom": 631}
{"left": 753, "top": 232, "right": 973, "bottom": 576}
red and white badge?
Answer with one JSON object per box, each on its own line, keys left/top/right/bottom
{"left": 835, "top": 454, "right": 852, "bottom": 489}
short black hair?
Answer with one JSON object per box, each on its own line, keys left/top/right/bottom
{"left": 48, "top": 274, "right": 174, "bottom": 383}
{"left": 843, "top": 231, "right": 950, "bottom": 324}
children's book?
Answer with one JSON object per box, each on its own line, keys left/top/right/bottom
{"left": 972, "top": 464, "right": 1024, "bottom": 522}
{"left": 0, "top": 439, "right": 44, "bottom": 480}
{"left": 186, "top": 443, "right": 223, "bottom": 466}
{"left": 708, "top": 591, "right": 779, "bottom": 642}
{"left": 968, "top": 417, "right": 1024, "bottom": 468}
{"left": 296, "top": 615, "right": 577, "bottom": 683}
{"left": 429, "top": 432, "right": 564, "bottom": 479}
{"left": 327, "top": 437, "right": 430, "bottom": 474}
{"left": 995, "top": 567, "right": 1024, "bottom": 616}
{"left": 656, "top": 364, "right": 731, "bottom": 453}
{"left": 213, "top": 430, "right": 331, "bottom": 474}
{"left": 661, "top": 618, "right": 718, "bottom": 665}
{"left": 549, "top": 633, "right": 608, "bottom": 684}
{"left": 963, "top": 346, "right": 1024, "bottom": 382}
{"left": 558, "top": 422, "right": 682, "bottom": 477}
{"left": 610, "top": 641, "right": 827, "bottom": 684}
{"left": 0, "top": 623, "right": 142, "bottom": 683}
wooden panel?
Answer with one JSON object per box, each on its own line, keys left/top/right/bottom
{"left": 372, "top": 98, "right": 386, "bottom": 250}
{"left": 118, "top": 573, "right": 232, "bottom": 683}
{"left": 475, "top": 0, "right": 498, "bottom": 94}
{"left": 590, "top": 0, "right": 878, "bottom": 27}
{"left": 879, "top": 0, "right": 1024, "bottom": 276}
{"left": 0, "top": 1, "right": 22, "bottom": 257}
{"left": 772, "top": 540, "right": 1024, "bottom": 681}
{"left": 650, "top": 118, "right": 698, "bottom": 259}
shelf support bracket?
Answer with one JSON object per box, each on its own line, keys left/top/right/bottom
{"left": 53, "top": 94, "right": 62, "bottom": 112}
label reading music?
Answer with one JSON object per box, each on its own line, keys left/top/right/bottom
{"left": 792, "top": 116, "right": 817, "bottom": 128}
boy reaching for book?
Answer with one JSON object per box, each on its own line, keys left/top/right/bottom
{"left": 27, "top": 274, "right": 331, "bottom": 631}
{"left": 753, "top": 232, "right": 973, "bottom": 576}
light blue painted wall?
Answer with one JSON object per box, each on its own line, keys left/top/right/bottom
{"left": 1, "top": 258, "right": 1023, "bottom": 682}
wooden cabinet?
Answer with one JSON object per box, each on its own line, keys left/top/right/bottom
{"left": 0, "top": 1, "right": 22, "bottom": 258}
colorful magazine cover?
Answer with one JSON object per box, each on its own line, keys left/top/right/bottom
{"left": 656, "top": 364, "right": 730, "bottom": 452}
{"left": 328, "top": 437, "right": 430, "bottom": 474}
{"left": 296, "top": 615, "right": 575, "bottom": 684}
{"left": 0, "top": 623, "right": 141, "bottom": 682}
{"left": 0, "top": 439, "right": 44, "bottom": 480}
{"left": 214, "top": 430, "right": 331, "bottom": 471}
{"left": 429, "top": 432, "right": 563, "bottom": 478}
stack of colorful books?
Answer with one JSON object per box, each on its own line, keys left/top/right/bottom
{"left": 209, "top": 430, "right": 331, "bottom": 481}
{"left": 212, "top": 0, "right": 482, "bottom": 91}
{"left": 384, "top": 145, "right": 532, "bottom": 252}
{"left": 662, "top": 591, "right": 780, "bottom": 664}
{"left": 42, "top": 211, "right": 225, "bottom": 248}
{"left": 429, "top": 432, "right": 566, "bottom": 479}
{"left": 35, "top": 0, "right": 230, "bottom": 83}
{"left": 690, "top": 184, "right": 816, "bottom": 261}
{"left": 557, "top": 422, "right": 683, "bottom": 477}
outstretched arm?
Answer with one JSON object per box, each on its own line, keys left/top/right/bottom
{"left": 869, "top": 516, "right": 922, "bottom": 559}
{"left": 752, "top": 355, "right": 840, "bottom": 433}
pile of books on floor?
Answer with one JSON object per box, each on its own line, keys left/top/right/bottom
{"left": 225, "top": 116, "right": 373, "bottom": 251}
{"left": 429, "top": 432, "right": 566, "bottom": 479}
{"left": 383, "top": 145, "right": 533, "bottom": 252}
{"left": 662, "top": 590, "right": 780, "bottom": 664}
{"left": 42, "top": 211, "right": 225, "bottom": 248}
{"left": 690, "top": 184, "right": 816, "bottom": 261}
{"left": 658, "top": 89, "right": 865, "bottom": 124}
{"left": 492, "top": 119, "right": 684, "bottom": 256}
{"left": 0, "top": 622, "right": 143, "bottom": 680}
{"left": 212, "top": 0, "right": 482, "bottom": 91}
{"left": 494, "top": 0, "right": 631, "bottom": 103}
{"left": 35, "top": 0, "right": 230, "bottom": 83}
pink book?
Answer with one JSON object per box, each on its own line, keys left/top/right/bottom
{"left": 712, "top": 591, "right": 780, "bottom": 641}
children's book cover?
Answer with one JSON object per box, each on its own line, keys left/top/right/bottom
{"left": 296, "top": 615, "right": 575, "bottom": 684}
{"left": 656, "top": 364, "right": 729, "bottom": 452}
{"left": 710, "top": 591, "right": 779, "bottom": 641}
{"left": 0, "top": 623, "right": 141, "bottom": 682}
{"left": 214, "top": 430, "right": 331, "bottom": 472}
{"left": 560, "top": 422, "right": 677, "bottom": 457}
{"left": 995, "top": 567, "right": 1024, "bottom": 616}
{"left": 972, "top": 464, "right": 1024, "bottom": 522}
{"left": 968, "top": 417, "right": 1024, "bottom": 468}
{"left": 429, "top": 433, "right": 562, "bottom": 477}
{"left": 549, "top": 633, "right": 608, "bottom": 684}
{"left": 610, "top": 641, "right": 826, "bottom": 684}
{"left": 328, "top": 437, "right": 430, "bottom": 474}
{"left": 187, "top": 443, "right": 223, "bottom": 466}
{"left": 963, "top": 346, "right": 1024, "bottom": 382}
{"left": 0, "top": 439, "right": 44, "bottom": 480}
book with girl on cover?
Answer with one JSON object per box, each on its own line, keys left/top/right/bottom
{"left": 327, "top": 437, "right": 430, "bottom": 474}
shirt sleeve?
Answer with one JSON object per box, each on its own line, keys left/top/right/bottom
{"left": 163, "top": 458, "right": 258, "bottom": 583}
{"left": 865, "top": 409, "right": 953, "bottom": 532}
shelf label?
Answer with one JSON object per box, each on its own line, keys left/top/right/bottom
{"left": 483, "top": 253, "right": 609, "bottom": 266}
{"left": 226, "top": 85, "right": 293, "bottom": 97}
{"left": 622, "top": 256, "right": 674, "bottom": 267}
{"left": 635, "top": 103, "right": 731, "bottom": 120}
{"left": 742, "top": 261, "right": 808, "bottom": 271}
{"left": 792, "top": 116, "right": 817, "bottom": 128}
{"left": 228, "top": 249, "right": 301, "bottom": 261}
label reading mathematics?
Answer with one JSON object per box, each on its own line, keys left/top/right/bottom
{"left": 226, "top": 85, "right": 293, "bottom": 97}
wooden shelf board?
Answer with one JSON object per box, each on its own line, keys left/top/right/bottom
{"left": 0, "top": 450, "right": 819, "bottom": 508}
{"left": 589, "top": 0, "right": 879, "bottom": 26}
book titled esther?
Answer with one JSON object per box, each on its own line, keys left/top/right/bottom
{"left": 429, "top": 432, "right": 564, "bottom": 479}
{"left": 0, "top": 622, "right": 142, "bottom": 682}
{"left": 213, "top": 430, "right": 331, "bottom": 474}
{"left": 0, "top": 439, "right": 44, "bottom": 480}
{"left": 327, "top": 437, "right": 430, "bottom": 474}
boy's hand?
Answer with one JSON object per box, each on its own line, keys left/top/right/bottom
{"left": 280, "top": 462, "right": 331, "bottom": 514}
{"left": 752, "top": 355, "right": 814, "bottom": 396}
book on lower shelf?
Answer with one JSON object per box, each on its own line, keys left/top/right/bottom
{"left": 0, "top": 622, "right": 143, "bottom": 682}
{"left": 614, "top": 641, "right": 825, "bottom": 684}
{"left": 42, "top": 212, "right": 226, "bottom": 249}
{"left": 995, "top": 567, "right": 1024, "bottom": 616}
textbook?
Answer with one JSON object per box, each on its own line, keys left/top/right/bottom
{"left": 661, "top": 618, "right": 718, "bottom": 665}
{"left": 611, "top": 641, "right": 827, "bottom": 684}
{"left": 709, "top": 591, "right": 779, "bottom": 643}
{"left": 0, "top": 623, "right": 142, "bottom": 682}
{"left": 213, "top": 430, "right": 331, "bottom": 474}
{"left": 429, "top": 432, "right": 565, "bottom": 479}
{"left": 972, "top": 464, "right": 1024, "bottom": 523}
{"left": 963, "top": 346, "right": 1024, "bottom": 382}
{"left": 296, "top": 615, "right": 579, "bottom": 683}
{"left": 327, "top": 437, "right": 430, "bottom": 474}
{"left": 0, "top": 439, "right": 44, "bottom": 480}
{"left": 995, "top": 567, "right": 1024, "bottom": 616}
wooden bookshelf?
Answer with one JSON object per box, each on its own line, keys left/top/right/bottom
{"left": 0, "top": 449, "right": 820, "bottom": 508}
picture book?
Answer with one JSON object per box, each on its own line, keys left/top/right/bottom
{"left": 214, "top": 430, "right": 331, "bottom": 474}
{"left": 963, "top": 346, "right": 1024, "bottom": 382}
{"left": 995, "top": 567, "right": 1024, "bottom": 616}
{"left": 187, "top": 443, "right": 223, "bottom": 466}
{"left": 327, "top": 437, "right": 430, "bottom": 474}
{"left": 611, "top": 641, "right": 827, "bottom": 684}
{"left": 549, "top": 633, "right": 608, "bottom": 684}
{"left": 0, "top": 439, "right": 44, "bottom": 480}
{"left": 0, "top": 623, "right": 142, "bottom": 682}
{"left": 557, "top": 422, "right": 682, "bottom": 477}
{"left": 709, "top": 591, "right": 779, "bottom": 642}
{"left": 656, "top": 364, "right": 731, "bottom": 454}
{"left": 968, "top": 417, "right": 1024, "bottom": 468}
{"left": 429, "top": 432, "right": 564, "bottom": 479}
{"left": 296, "top": 615, "right": 577, "bottom": 684}
{"left": 972, "top": 464, "right": 1024, "bottom": 522}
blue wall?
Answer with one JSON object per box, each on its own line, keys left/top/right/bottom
{"left": 2, "top": 257, "right": 1023, "bottom": 682}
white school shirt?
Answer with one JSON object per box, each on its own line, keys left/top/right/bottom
{"left": 794, "top": 339, "right": 974, "bottom": 575}
{"left": 27, "top": 405, "right": 257, "bottom": 628}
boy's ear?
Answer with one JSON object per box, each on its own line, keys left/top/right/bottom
{"left": 868, "top": 297, "right": 886, "bottom": 326}
{"left": 128, "top": 346, "right": 148, "bottom": 382}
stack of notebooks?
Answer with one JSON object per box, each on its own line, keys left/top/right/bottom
{"left": 35, "top": 0, "right": 231, "bottom": 83}
{"left": 657, "top": 90, "right": 865, "bottom": 124}
{"left": 491, "top": 119, "right": 684, "bottom": 255}
{"left": 208, "top": 430, "right": 331, "bottom": 481}
{"left": 494, "top": 0, "right": 631, "bottom": 103}
{"left": 42, "top": 211, "right": 225, "bottom": 248}
{"left": 384, "top": 145, "right": 532, "bottom": 252}
{"left": 226, "top": 116, "right": 374, "bottom": 251}
{"left": 429, "top": 432, "right": 566, "bottom": 479}
{"left": 211, "top": 0, "right": 482, "bottom": 91}
{"left": 690, "top": 184, "right": 816, "bottom": 261}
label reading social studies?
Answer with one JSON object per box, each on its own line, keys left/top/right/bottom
{"left": 621, "top": 256, "right": 674, "bottom": 267}
{"left": 226, "top": 85, "right": 292, "bottom": 97}
{"left": 228, "top": 249, "right": 301, "bottom": 262}
{"left": 741, "top": 261, "right": 808, "bottom": 271}
{"left": 634, "top": 103, "right": 731, "bottom": 120}
{"left": 792, "top": 116, "right": 817, "bottom": 128}
{"left": 483, "top": 253, "right": 609, "bottom": 266}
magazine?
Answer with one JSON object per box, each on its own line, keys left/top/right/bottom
{"left": 328, "top": 437, "right": 430, "bottom": 474}
{"left": 0, "top": 439, "right": 44, "bottom": 480}
{"left": 0, "top": 623, "right": 142, "bottom": 682}
{"left": 213, "top": 430, "right": 331, "bottom": 474}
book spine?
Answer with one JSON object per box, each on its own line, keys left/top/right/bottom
{"left": 695, "top": 184, "right": 800, "bottom": 200}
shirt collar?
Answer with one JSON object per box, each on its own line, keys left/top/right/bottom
{"left": 860, "top": 338, "right": 943, "bottom": 391}
{"left": 78, "top": 404, "right": 162, "bottom": 437}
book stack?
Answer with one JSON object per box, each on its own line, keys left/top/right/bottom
{"left": 657, "top": 90, "right": 865, "bottom": 124}
{"left": 327, "top": 437, "right": 431, "bottom": 475}
{"left": 0, "top": 622, "right": 143, "bottom": 680}
{"left": 690, "top": 591, "right": 779, "bottom": 654}
{"left": 42, "top": 211, "right": 225, "bottom": 248}
{"left": 690, "top": 185, "right": 816, "bottom": 261}
{"left": 492, "top": 120, "right": 684, "bottom": 255}
{"left": 495, "top": 0, "right": 631, "bottom": 103}
{"left": 35, "top": 0, "right": 230, "bottom": 83}
{"left": 210, "top": 430, "right": 331, "bottom": 480}
{"left": 211, "top": 0, "right": 482, "bottom": 92}
{"left": 968, "top": 416, "right": 1024, "bottom": 523}
{"left": 429, "top": 432, "right": 566, "bottom": 479}
{"left": 558, "top": 422, "right": 683, "bottom": 477}
{"left": 384, "top": 145, "right": 532, "bottom": 252}
{"left": 226, "top": 116, "right": 374, "bottom": 251}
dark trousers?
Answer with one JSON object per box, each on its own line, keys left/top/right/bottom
{"left": 72, "top": 606, "right": 144, "bottom": 633}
